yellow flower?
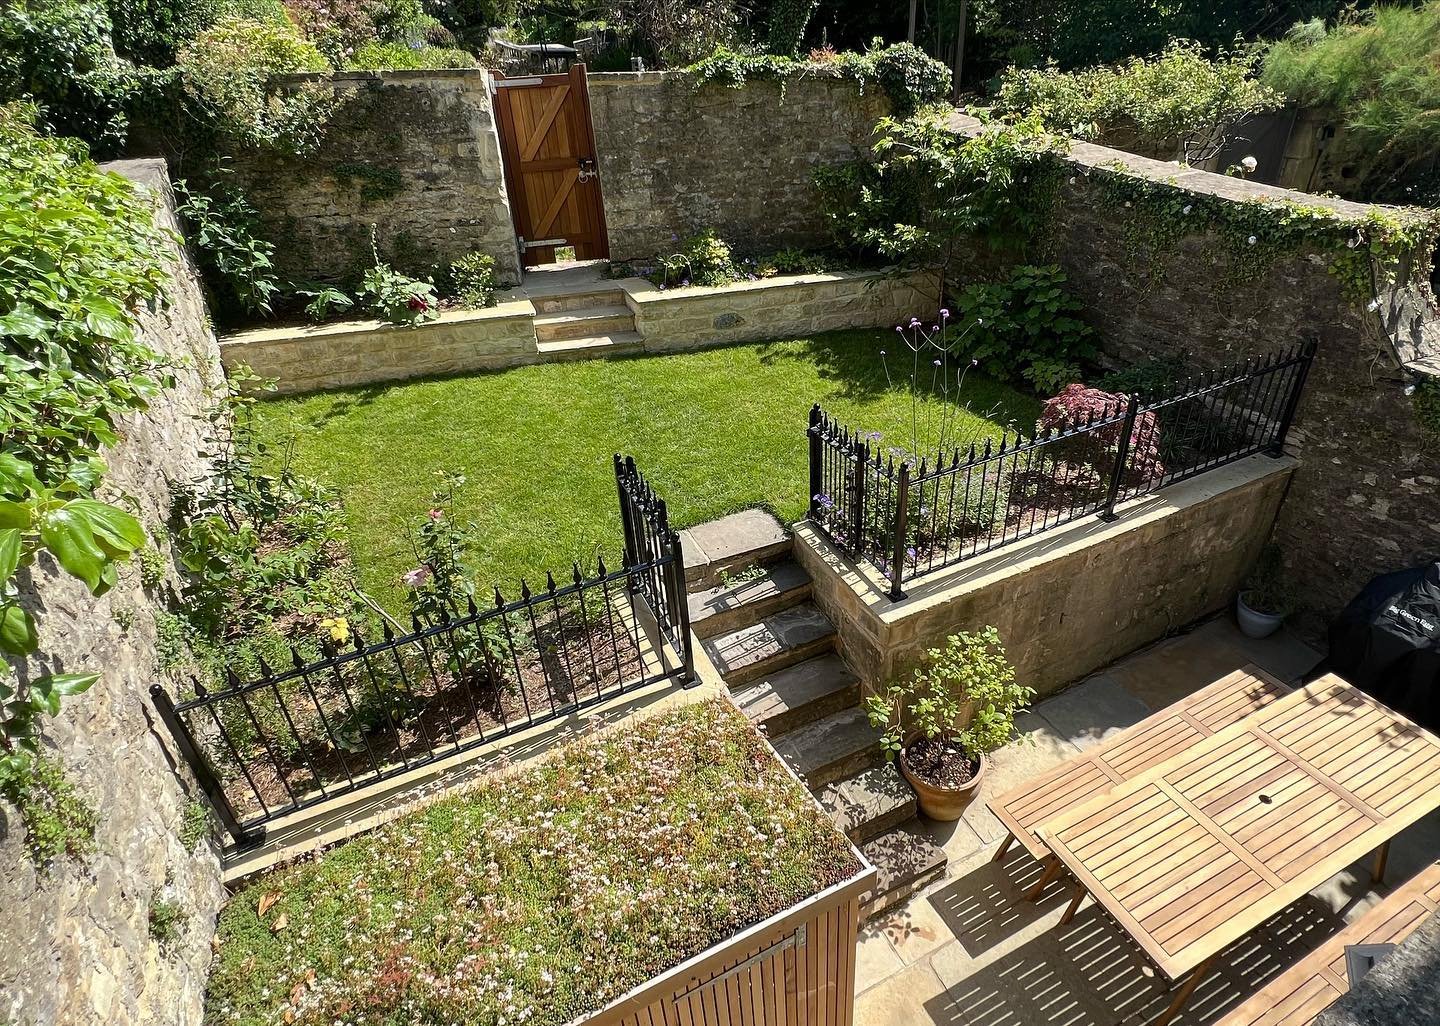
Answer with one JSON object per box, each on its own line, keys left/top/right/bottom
{"left": 320, "top": 616, "right": 350, "bottom": 644}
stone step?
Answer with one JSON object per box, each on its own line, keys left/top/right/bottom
{"left": 702, "top": 603, "right": 836, "bottom": 688}
{"left": 681, "top": 509, "right": 792, "bottom": 588}
{"left": 769, "top": 704, "right": 882, "bottom": 790}
{"left": 535, "top": 332, "right": 644, "bottom": 361}
{"left": 688, "top": 560, "right": 813, "bottom": 640}
{"left": 815, "top": 763, "right": 917, "bottom": 845}
{"left": 534, "top": 305, "right": 635, "bottom": 342}
{"left": 531, "top": 288, "right": 628, "bottom": 314}
{"left": 735, "top": 654, "right": 861, "bottom": 737}
{"left": 860, "top": 825, "right": 948, "bottom": 920}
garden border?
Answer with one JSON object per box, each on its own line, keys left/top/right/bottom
{"left": 218, "top": 268, "right": 936, "bottom": 393}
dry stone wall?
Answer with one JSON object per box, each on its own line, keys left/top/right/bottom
{"left": 230, "top": 70, "right": 523, "bottom": 285}
{"left": 589, "top": 72, "right": 888, "bottom": 261}
{"left": 0, "top": 161, "right": 227, "bottom": 1026}
{"left": 945, "top": 113, "right": 1440, "bottom": 630}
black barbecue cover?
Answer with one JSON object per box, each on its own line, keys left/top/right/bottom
{"left": 1327, "top": 562, "right": 1440, "bottom": 732}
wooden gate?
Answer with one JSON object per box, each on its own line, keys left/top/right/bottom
{"left": 493, "top": 63, "right": 609, "bottom": 267}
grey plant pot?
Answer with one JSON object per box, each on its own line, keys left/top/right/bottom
{"left": 1236, "top": 591, "right": 1285, "bottom": 639}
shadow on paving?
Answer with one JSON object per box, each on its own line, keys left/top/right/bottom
{"left": 914, "top": 849, "right": 1345, "bottom": 1026}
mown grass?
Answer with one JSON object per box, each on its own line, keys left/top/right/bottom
{"left": 254, "top": 329, "right": 1040, "bottom": 609}
{"left": 205, "top": 700, "right": 862, "bottom": 1026}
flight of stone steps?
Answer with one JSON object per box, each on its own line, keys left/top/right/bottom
{"left": 682, "top": 510, "right": 947, "bottom": 919}
{"left": 530, "top": 286, "right": 642, "bottom": 360}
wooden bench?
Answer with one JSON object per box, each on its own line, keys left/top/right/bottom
{"left": 988, "top": 665, "right": 1292, "bottom": 885}
{"left": 1217, "top": 861, "right": 1440, "bottom": 1026}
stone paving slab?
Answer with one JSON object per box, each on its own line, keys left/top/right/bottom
{"left": 681, "top": 508, "right": 790, "bottom": 585}
{"left": 1029, "top": 672, "right": 1151, "bottom": 750}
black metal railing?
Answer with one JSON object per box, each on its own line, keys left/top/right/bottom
{"left": 152, "top": 456, "right": 694, "bottom": 849}
{"left": 809, "top": 342, "right": 1316, "bottom": 599}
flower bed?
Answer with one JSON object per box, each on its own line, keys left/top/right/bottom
{"left": 205, "top": 699, "right": 862, "bottom": 1025}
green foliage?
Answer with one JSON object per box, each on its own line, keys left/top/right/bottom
{"left": 137, "top": 543, "right": 168, "bottom": 589}
{"left": 0, "top": 107, "right": 161, "bottom": 779}
{"left": 441, "top": 252, "right": 500, "bottom": 308}
{"left": 176, "top": 15, "right": 334, "bottom": 153}
{"left": 173, "top": 174, "right": 280, "bottom": 319}
{"left": 1264, "top": 5, "right": 1440, "bottom": 187}
{"left": 343, "top": 41, "right": 479, "bottom": 70}
{"left": 148, "top": 896, "right": 186, "bottom": 947}
{"left": 208, "top": 700, "right": 859, "bottom": 1026}
{"left": 650, "top": 230, "right": 739, "bottom": 288}
{"left": 294, "top": 284, "right": 354, "bottom": 322}
{"left": 168, "top": 369, "right": 360, "bottom": 685}
{"left": 0, "top": 1, "right": 138, "bottom": 158}
{"left": 0, "top": 752, "right": 98, "bottom": 869}
{"left": 180, "top": 796, "right": 212, "bottom": 849}
{"left": 765, "top": 0, "right": 818, "bottom": 58}
{"left": 953, "top": 264, "right": 1096, "bottom": 392}
{"left": 1414, "top": 378, "right": 1440, "bottom": 435}
{"left": 1097, "top": 355, "right": 1187, "bottom": 397}
{"left": 1243, "top": 541, "right": 1290, "bottom": 615}
{"left": 996, "top": 41, "right": 1282, "bottom": 159}
{"left": 816, "top": 108, "right": 1065, "bottom": 299}
{"left": 107, "top": 0, "right": 289, "bottom": 66}
{"left": 865, "top": 626, "right": 1032, "bottom": 760}
{"left": 331, "top": 161, "right": 404, "bottom": 204}
{"left": 358, "top": 227, "right": 439, "bottom": 324}
{"left": 684, "top": 40, "right": 951, "bottom": 117}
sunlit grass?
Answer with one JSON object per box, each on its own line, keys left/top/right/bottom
{"left": 255, "top": 329, "right": 1039, "bottom": 609}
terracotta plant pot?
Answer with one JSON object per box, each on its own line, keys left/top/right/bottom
{"left": 899, "top": 742, "right": 987, "bottom": 822}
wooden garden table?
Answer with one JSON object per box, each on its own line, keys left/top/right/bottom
{"left": 1037, "top": 674, "right": 1440, "bottom": 1026}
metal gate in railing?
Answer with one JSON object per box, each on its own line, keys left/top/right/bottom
{"left": 152, "top": 456, "right": 694, "bottom": 849}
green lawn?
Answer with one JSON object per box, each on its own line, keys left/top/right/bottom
{"left": 255, "top": 329, "right": 1040, "bottom": 608}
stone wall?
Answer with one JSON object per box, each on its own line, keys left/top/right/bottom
{"left": 231, "top": 70, "right": 522, "bottom": 285}
{"left": 945, "top": 113, "right": 1440, "bottom": 630}
{"left": 796, "top": 456, "right": 1296, "bottom": 697}
{"left": 630, "top": 269, "right": 934, "bottom": 352}
{"left": 587, "top": 72, "right": 888, "bottom": 261}
{"left": 0, "top": 162, "right": 227, "bottom": 1025}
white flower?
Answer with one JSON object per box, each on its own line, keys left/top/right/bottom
{"left": 1240, "top": 155, "right": 1258, "bottom": 173}
{"left": 1247, "top": 235, "right": 1258, "bottom": 245}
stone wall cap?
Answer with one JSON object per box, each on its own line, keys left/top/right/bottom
{"left": 622, "top": 266, "right": 918, "bottom": 304}
{"left": 944, "top": 111, "right": 1427, "bottom": 224}
{"left": 221, "top": 299, "right": 535, "bottom": 345}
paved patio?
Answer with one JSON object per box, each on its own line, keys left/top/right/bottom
{"left": 854, "top": 615, "right": 1440, "bottom": 1025}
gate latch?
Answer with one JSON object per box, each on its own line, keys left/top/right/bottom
{"left": 577, "top": 157, "right": 599, "bottom": 182}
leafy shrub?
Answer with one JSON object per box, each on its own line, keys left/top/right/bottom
{"left": 0, "top": 1, "right": 138, "bottom": 157}
{"left": 1242, "top": 541, "right": 1290, "bottom": 615}
{"left": 953, "top": 265, "right": 1096, "bottom": 392}
{"left": 1037, "top": 383, "right": 1165, "bottom": 485}
{"left": 108, "top": 0, "right": 289, "bottom": 66}
{"left": 1097, "top": 355, "right": 1187, "bottom": 398}
{"left": 1264, "top": 6, "right": 1440, "bottom": 192}
{"left": 293, "top": 284, "right": 354, "bottom": 321}
{"left": 815, "top": 109, "right": 1063, "bottom": 299}
{"left": 344, "top": 41, "right": 479, "bottom": 69}
{"left": 865, "top": 626, "right": 1032, "bottom": 760}
{"left": 358, "top": 228, "right": 439, "bottom": 323}
{"left": 173, "top": 174, "right": 280, "bottom": 319}
{"left": 996, "top": 41, "right": 1282, "bottom": 161}
{"left": 176, "top": 15, "right": 333, "bottom": 153}
{"left": 651, "top": 230, "right": 739, "bottom": 288}
{"left": 282, "top": 0, "right": 380, "bottom": 65}
{"left": 0, "top": 754, "right": 97, "bottom": 869}
{"left": 441, "top": 251, "right": 500, "bottom": 308}
{"left": 148, "top": 896, "right": 186, "bottom": 947}
{"left": 766, "top": 0, "right": 818, "bottom": 58}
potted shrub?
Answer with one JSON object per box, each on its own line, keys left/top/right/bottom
{"left": 1237, "top": 542, "right": 1290, "bottom": 639}
{"left": 865, "top": 626, "right": 1034, "bottom": 821}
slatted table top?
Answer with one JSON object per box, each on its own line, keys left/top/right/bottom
{"left": 1218, "top": 861, "right": 1440, "bottom": 1026}
{"left": 990, "top": 666, "right": 1293, "bottom": 861}
{"left": 1040, "top": 674, "right": 1440, "bottom": 981}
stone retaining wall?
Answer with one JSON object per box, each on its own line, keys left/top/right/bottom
{"left": 630, "top": 270, "right": 935, "bottom": 352}
{"left": 221, "top": 300, "right": 538, "bottom": 393}
{"left": 945, "top": 112, "right": 1440, "bottom": 629}
{"left": 588, "top": 72, "right": 888, "bottom": 261}
{"left": 796, "top": 455, "right": 1296, "bottom": 697}
{"left": 220, "top": 270, "right": 931, "bottom": 394}
{"left": 0, "top": 161, "right": 227, "bottom": 1026}
{"left": 230, "top": 70, "right": 523, "bottom": 285}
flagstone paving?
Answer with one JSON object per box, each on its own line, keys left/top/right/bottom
{"left": 850, "top": 615, "right": 1440, "bottom": 1025}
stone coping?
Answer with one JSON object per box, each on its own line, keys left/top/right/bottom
{"left": 944, "top": 111, "right": 1427, "bottom": 224}
{"left": 620, "top": 267, "right": 900, "bottom": 304}
{"left": 797, "top": 453, "right": 1300, "bottom": 628}
{"left": 220, "top": 298, "right": 535, "bottom": 347}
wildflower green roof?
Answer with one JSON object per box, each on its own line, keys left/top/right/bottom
{"left": 205, "top": 699, "right": 861, "bottom": 1025}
